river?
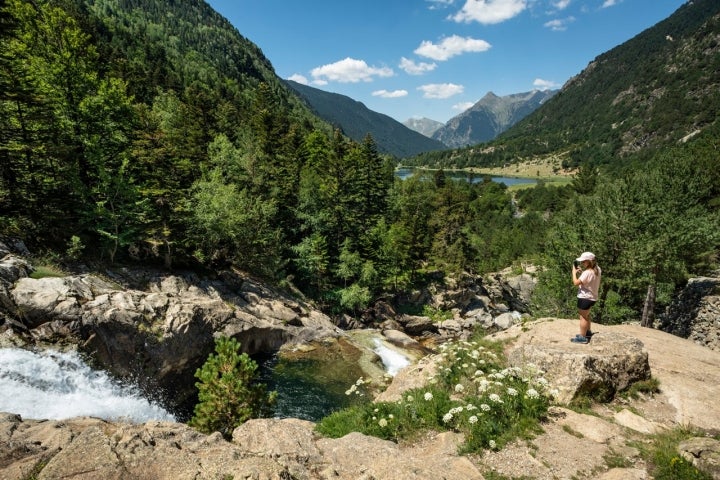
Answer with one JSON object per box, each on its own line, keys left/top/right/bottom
{"left": 0, "top": 335, "right": 412, "bottom": 423}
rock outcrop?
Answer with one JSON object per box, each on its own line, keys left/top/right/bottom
{"left": 0, "top": 239, "right": 345, "bottom": 413}
{"left": 2, "top": 318, "right": 720, "bottom": 479}
{"left": 0, "top": 413, "right": 483, "bottom": 480}
{"left": 659, "top": 271, "right": 720, "bottom": 351}
{"left": 505, "top": 321, "right": 651, "bottom": 403}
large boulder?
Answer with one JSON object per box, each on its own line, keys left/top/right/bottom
{"left": 504, "top": 325, "right": 651, "bottom": 404}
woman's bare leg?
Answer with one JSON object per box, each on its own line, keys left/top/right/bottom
{"left": 578, "top": 309, "right": 591, "bottom": 337}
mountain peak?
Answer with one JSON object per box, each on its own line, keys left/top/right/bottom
{"left": 431, "top": 89, "right": 558, "bottom": 148}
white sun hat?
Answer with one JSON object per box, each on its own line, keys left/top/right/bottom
{"left": 575, "top": 252, "right": 596, "bottom": 262}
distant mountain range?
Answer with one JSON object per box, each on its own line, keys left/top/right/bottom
{"left": 402, "top": 117, "right": 444, "bottom": 137}
{"left": 286, "top": 79, "right": 556, "bottom": 157}
{"left": 429, "top": 90, "right": 558, "bottom": 148}
{"left": 284, "top": 80, "right": 446, "bottom": 158}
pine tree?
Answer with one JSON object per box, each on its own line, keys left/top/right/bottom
{"left": 189, "top": 337, "right": 276, "bottom": 439}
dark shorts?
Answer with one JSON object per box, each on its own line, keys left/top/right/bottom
{"left": 577, "top": 298, "right": 597, "bottom": 311}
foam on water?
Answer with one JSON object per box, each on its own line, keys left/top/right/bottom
{"left": 0, "top": 348, "right": 176, "bottom": 422}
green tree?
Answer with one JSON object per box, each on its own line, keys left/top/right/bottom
{"left": 189, "top": 336, "right": 276, "bottom": 439}
{"left": 292, "top": 232, "right": 330, "bottom": 296}
{"left": 90, "top": 158, "right": 147, "bottom": 263}
{"left": 190, "top": 168, "right": 281, "bottom": 275}
{"left": 571, "top": 163, "right": 599, "bottom": 195}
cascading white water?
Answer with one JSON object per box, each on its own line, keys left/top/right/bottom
{"left": 372, "top": 338, "right": 410, "bottom": 376}
{"left": 0, "top": 348, "right": 176, "bottom": 422}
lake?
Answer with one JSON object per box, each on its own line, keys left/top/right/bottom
{"left": 395, "top": 168, "right": 538, "bottom": 187}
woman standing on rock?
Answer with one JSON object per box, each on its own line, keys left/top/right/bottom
{"left": 571, "top": 251, "right": 601, "bottom": 344}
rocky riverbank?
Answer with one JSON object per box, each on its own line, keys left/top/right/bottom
{"left": 2, "top": 318, "right": 720, "bottom": 479}
{"left": 2, "top": 237, "right": 720, "bottom": 479}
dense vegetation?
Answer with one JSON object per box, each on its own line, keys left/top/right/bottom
{"left": 285, "top": 79, "right": 447, "bottom": 158}
{"left": 1, "top": 0, "right": 718, "bottom": 327}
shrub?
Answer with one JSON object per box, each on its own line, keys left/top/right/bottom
{"left": 189, "top": 336, "right": 276, "bottom": 439}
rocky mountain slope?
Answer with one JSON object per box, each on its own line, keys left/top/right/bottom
{"left": 402, "top": 117, "right": 444, "bottom": 138}
{"left": 432, "top": 90, "right": 557, "bottom": 148}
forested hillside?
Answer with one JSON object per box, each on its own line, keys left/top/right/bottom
{"left": 406, "top": 0, "right": 720, "bottom": 171}
{"left": 1, "top": 0, "right": 718, "bottom": 326}
{"left": 286, "top": 80, "right": 447, "bottom": 158}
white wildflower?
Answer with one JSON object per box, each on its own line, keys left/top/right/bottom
{"left": 406, "top": 395, "right": 414, "bottom": 402}
{"left": 507, "top": 387, "right": 518, "bottom": 397}
{"left": 455, "top": 383, "right": 465, "bottom": 393}
{"left": 469, "top": 415, "right": 478, "bottom": 424}
{"left": 489, "top": 440, "right": 497, "bottom": 449}
{"left": 489, "top": 393, "right": 503, "bottom": 403}
{"left": 480, "top": 404, "right": 491, "bottom": 412}
{"left": 424, "top": 392, "right": 434, "bottom": 401}
{"left": 442, "top": 412, "right": 453, "bottom": 423}
{"left": 526, "top": 388, "right": 539, "bottom": 399}
{"left": 378, "top": 418, "right": 388, "bottom": 427}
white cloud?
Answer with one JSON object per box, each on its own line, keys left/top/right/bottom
{"left": 418, "top": 83, "right": 464, "bottom": 99}
{"left": 399, "top": 57, "right": 437, "bottom": 75}
{"left": 533, "top": 78, "right": 560, "bottom": 90}
{"left": 552, "top": 0, "right": 571, "bottom": 9}
{"left": 372, "top": 89, "right": 409, "bottom": 98}
{"left": 310, "top": 57, "right": 394, "bottom": 83}
{"left": 414, "top": 35, "right": 491, "bottom": 61}
{"left": 602, "top": 0, "right": 620, "bottom": 7}
{"left": 453, "top": 101, "right": 474, "bottom": 111}
{"left": 287, "top": 74, "right": 309, "bottom": 85}
{"left": 450, "top": 0, "right": 527, "bottom": 25}
{"left": 544, "top": 16, "right": 575, "bottom": 31}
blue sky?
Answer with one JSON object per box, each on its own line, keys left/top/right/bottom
{"left": 205, "top": 0, "right": 687, "bottom": 124}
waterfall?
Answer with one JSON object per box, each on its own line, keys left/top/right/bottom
{"left": 372, "top": 338, "right": 410, "bottom": 376}
{"left": 0, "top": 348, "right": 175, "bottom": 422}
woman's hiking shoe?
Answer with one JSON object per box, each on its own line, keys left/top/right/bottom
{"left": 571, "top": 335, "right": 590, "bottom": 344}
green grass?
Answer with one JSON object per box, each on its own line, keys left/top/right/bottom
{"left": 622, "top": 377, "right": 661, "bottom": 400}
{"left": 634, "top": 428, "right": 714, "bottom": 480}
{"left": 316, "top": 333, "right": 553, "bottom": 455}
{"left": 29, "top": 264, "right": 66, "bottom": 279}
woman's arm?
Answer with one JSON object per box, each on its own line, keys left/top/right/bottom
{"left": 572, "top": 265, "right": 583, "bottom": 286}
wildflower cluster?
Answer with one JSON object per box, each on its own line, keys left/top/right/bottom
{"left": 431, "top": 339, "right": 553, "bottom": 452}
{"left": 316, "top": 336, "right": 553, "bottom": 455}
